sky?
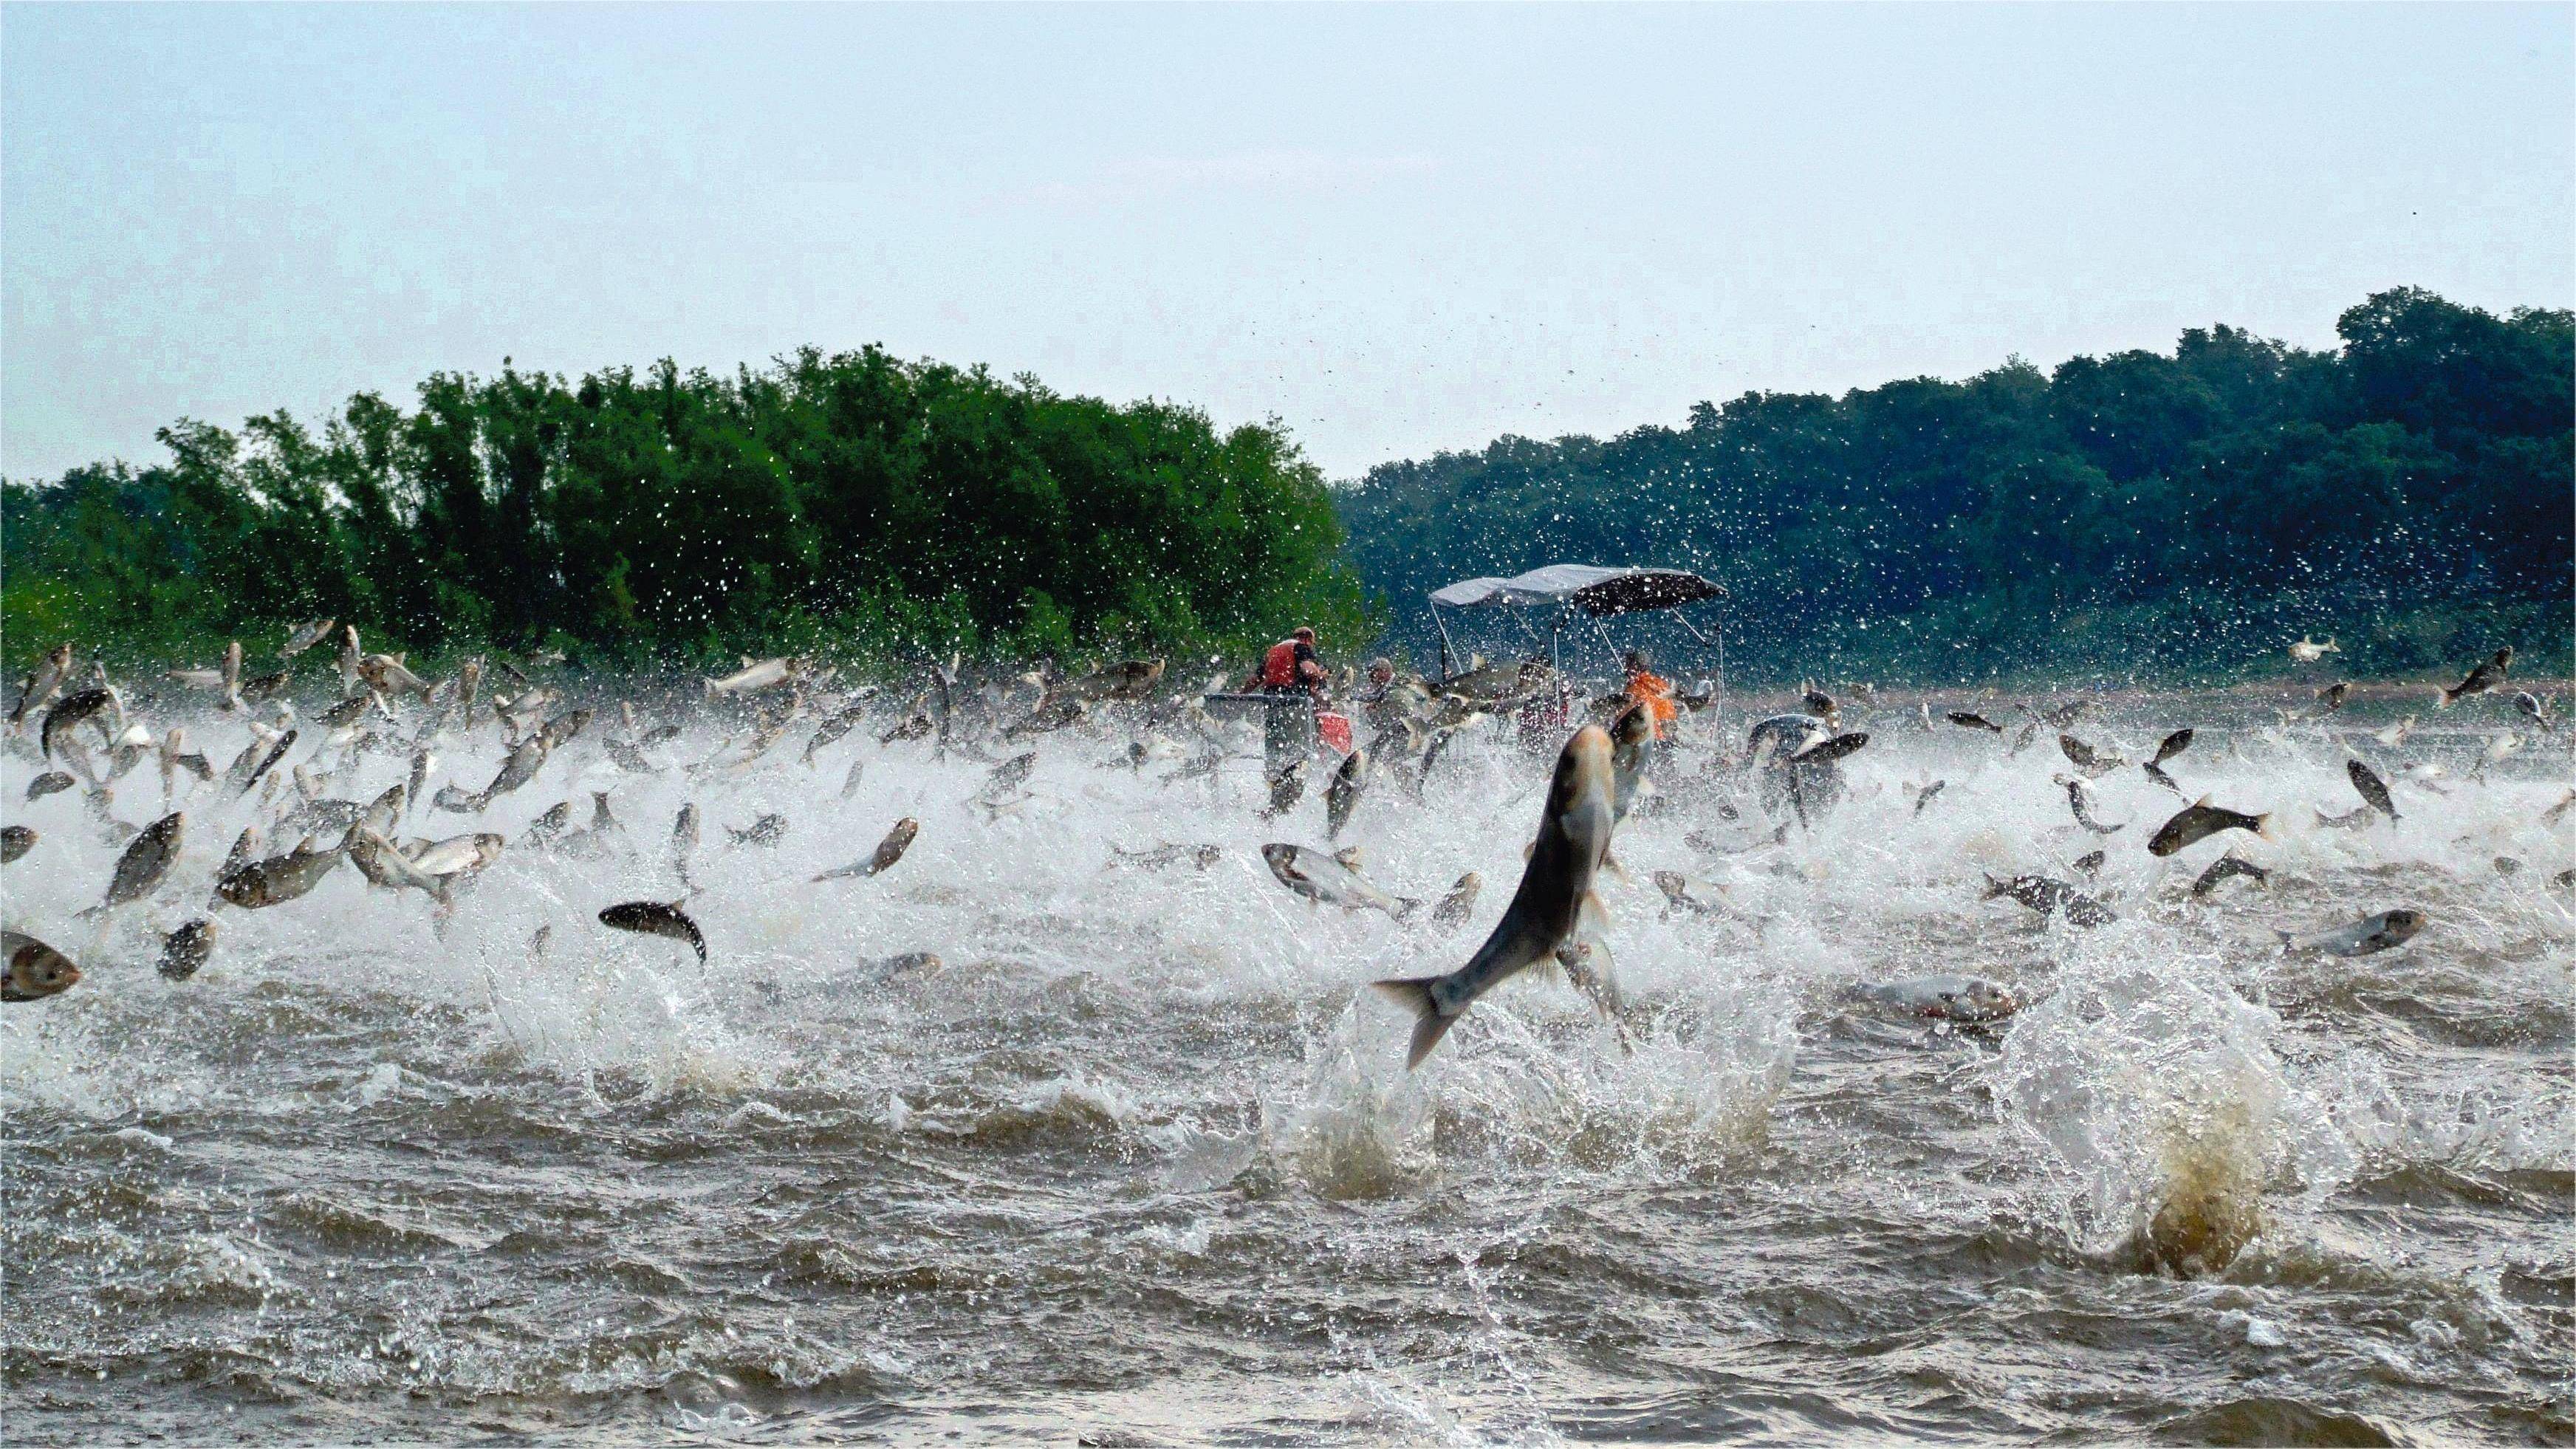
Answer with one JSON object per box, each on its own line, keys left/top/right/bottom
{"left": 5, "top": 4, "right": 2569, "bottom": 484}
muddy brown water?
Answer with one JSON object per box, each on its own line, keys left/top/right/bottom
{"left": 4, "top": 688, "right": 2569, "bottom": 1443}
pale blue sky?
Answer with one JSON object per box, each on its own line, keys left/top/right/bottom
{"left": 6, "top": 4, "right": 2569, "bottom": 482}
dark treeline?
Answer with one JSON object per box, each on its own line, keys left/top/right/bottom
{"left": 2, "top": 348, "right": 1366, "bottom": 670}
{"left": 1338, "top": 289, "right": 2572, "bottom": 686}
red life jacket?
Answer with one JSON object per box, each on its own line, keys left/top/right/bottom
{"left": 1260, "top": 640, "right": 1303, "bottom": 688}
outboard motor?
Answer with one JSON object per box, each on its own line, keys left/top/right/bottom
{"left": 1747, "top": 713, "right": 1846, "bottom": 826}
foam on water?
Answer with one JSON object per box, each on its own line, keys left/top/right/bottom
{"left": 3, "top": 679, "right": 2570, "bottom": 1441}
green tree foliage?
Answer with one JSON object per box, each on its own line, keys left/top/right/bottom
{"left": 1337, "top": 290, "right": 2571, "bottom": 685}
{"left": 4, "top": 349, "right": 1366, "bottom": 671}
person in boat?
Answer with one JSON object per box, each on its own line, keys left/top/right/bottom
{"left": 1245, "top": 626, "right": 1328, "bottom": 699}
{"left": 1624, "top": 650, "right": 1678, "bottom": 741}
{"left": 1245, "top": 626, "right": 1334, "bottom": 770}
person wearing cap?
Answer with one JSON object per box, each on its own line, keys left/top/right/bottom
{"left": 1247, "top": 626, "right": 1328, "bottom": 698}
{"left": 1245, "top": 627, "right": 1330, "bottom": 773}
{"left": 1357, "top": 657, "right": 1405, "bottom": 736}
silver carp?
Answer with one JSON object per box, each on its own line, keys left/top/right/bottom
{"left": 2148, "top": 796, "right": 2270, "bottom": 857}
{"left": 81, "top": 810, "right": 183, "bottom": 917}
{"left": 3, "top": 931, "right": 80, "bottom": 1002}
{"left": 2277, "top": 909, "right": 2424, "bottom": 957}
{"left": 814, "top": 818, "right": 919, "bottom": 881}
{"left": 214, "top": 835, "right": 345, "bottom": 909}
{"left": 1262, "top": 843, "right": 1418, "bottom": 922}
{"left": 1373, "top": 724, "right": 1619, "bottom": 1068}
{"left": 599, "top": 900, "right": 707, "bottom": 964}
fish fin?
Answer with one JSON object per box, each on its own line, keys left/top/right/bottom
{"left": 1981, "top": 874, "right": 2008, "bottom": 900}
{"left": 1598, "top": 850, "right": 1628, "bottom": 885}
{"left": 2272, "top": 928, "right": 2295, "bottom": 950}
{"left": 1371, "top": 978, "right": 1454, "bottom": 1069}
{"left": 1333, "top": 846, "right": 1363, "bottom": 870}
{"left": 2253, "top": 812, "right": 2274, "bottom": 841}
{"left": 2192, "top": 793, "right": 2211, "bottom": 808}
{"left": 2435, "top": 688, "right": 2456, "bottom": 708}
{"left": 1555, "top": 941, "right": 1624, "bottom": 1018}
{"left": 75, "top": 903, "right": 104, "bottom": 921}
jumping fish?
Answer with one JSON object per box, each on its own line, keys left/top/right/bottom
{"left": 1264, "top": 758, "right": 1307, "bottom": 818}
{"left": 1792, "top": 731, "right": 1868, "bottom": 764}
{"left": 2277, "top": 909, "right": 2424, "bottom": 957}
{"left": 1326, "top": 747, "right": 1368, "bottom": 839}
{"left": 1262, "top": 843, "right": 1419, "bottom": 921}
{"left": 1982, "top": 873, "right": 2117, "bottom": 928}
{"left": 814, "top": 818, "right": 919, "bottom": 881}
{"left": 707, "top": 657, "right": 796, "bottom": 696}
{"left": 2346, "top": 758, "right": 2399, "bottom": 821}
{"left": 337, "top": 626, "right": 363, "bottom": 695}
{"left": 8, "top": 643, "right": 74, "bottom": 728}
{"left": 1431, "top": 871, "right": 1482, "bottom": 932}
{"left": 80, "top": 810, "right": 183, "bottom": 917}
{"left": 349, "top": 826, "right": 451, "bottom": 900}
{"left": 2, "top": 931, "right": 80, "bottom": 1002}
{"left": 2148, "top": 796, "right": 2270, "bottom": 857}
{"left": 2058, "top": 733, "right": 2125, "bottom": 778}
{"left": 2061, "top": 777, "right": 2125, "bottom": 835}
{"left": 2436, "top": 647, "right": 2510, "bottom": 708}
{"left": 599, "top": 900, "right": 707, "bottom": 964}
{"left": 2514, "top": 691, "right": 2554, "bottom": 733}
{"left": 404, "top": 833, "right": 505, "bottom": 882}
{"left": 214, "top": 835, "right": 345, "bottom": 909}
{"left": 2190, "top": 852, "right": 2270, "bottom": 897}
{"left": 1652, "top": 870, "right": 1727, "bottom": 919}
{"left": 232, "top": 730, "right": 298, "bottom": 798}
{"left": 281, "top": 618, "right": 336, "bottom": 659}
{"left": 41, "top": 687, "right": 114, "bottom": 760}
{"left": 2150, "top": 728, "right": 2194, "bottom": 767}
{"left": 1851, "top": 975, "right": 2021, "bottom": 1023}
{"left": 1373, "top": 724, "right": 1620, "bottom": 1067}
{"left": 158, "top": 919, "right": 216, "bottom": 980}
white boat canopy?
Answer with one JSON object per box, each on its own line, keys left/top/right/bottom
{"left": 1428, "top": 564, "right": 1723, "bottom": 617}
{"left": 1426, "top": 564, "right": 1726, "bottom": 681}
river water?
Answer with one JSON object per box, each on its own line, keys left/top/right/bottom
{"left": 4, "top": 680, "right": 2569, "bottom": 1444}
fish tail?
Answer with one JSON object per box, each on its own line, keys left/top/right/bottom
{"left": 2272, "top": 928, "right": 2296, "bottom": 950}
{"left": 1393, "top": 897, "right": 1422, "bottom": 922}
{"left": 1980, "top": 873, "right": 2009, "bottom": 900}
{"left": 1371, "top": 978, "right": 1453, "bottom": 1069}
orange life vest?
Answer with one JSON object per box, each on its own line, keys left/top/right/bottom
{"left": 1260, "top": 640, "right": 1304, "bottom": 689}
{"left": 1627, "top": 670, "right": 1677, "bottom": 739}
